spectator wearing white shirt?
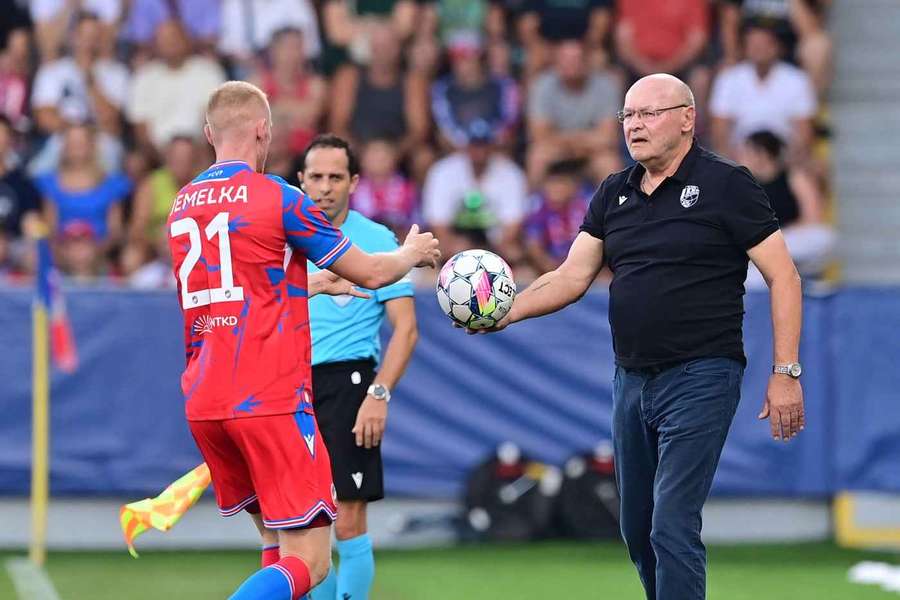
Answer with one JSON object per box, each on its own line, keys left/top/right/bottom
{"left": 30, "top": 0, "right": 122, "bottom": 60}
{"left": 423, "top": 119, "right": 527, "bottom": 264}
{"left": 219, "top": 0, "right": 321, "bottom": 77}
{"left": 710, "top": 20, "right": 816, "bottom": 160}
{"left": 128, "top": 20, "right": 226, "bottom": 154}
{"left": 29, "top": 12, "right": 129, "bottom": 174}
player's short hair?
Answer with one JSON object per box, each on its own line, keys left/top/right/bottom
{"left": 300, "top": 134, "right": 360, "bottom": 177}
{"left": 205, "top": 81, "right": 270, "bottom": 139}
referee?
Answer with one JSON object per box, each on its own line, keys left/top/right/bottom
{"left": 473, "top": 74, "right": 805, "bottom": 599}
{"left": 301, "top": 135, "right": 419, "bottom": 600}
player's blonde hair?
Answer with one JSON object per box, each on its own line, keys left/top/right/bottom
{"left": 205, "top": 81, "right": 271, "bottom": 143}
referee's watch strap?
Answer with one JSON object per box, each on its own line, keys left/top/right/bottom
{"left": 367, "top": 383, "right": 391, "bottom": 402}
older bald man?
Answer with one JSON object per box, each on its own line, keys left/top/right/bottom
{"left": 472, "top": 74, "right": 805, "bottom": 599}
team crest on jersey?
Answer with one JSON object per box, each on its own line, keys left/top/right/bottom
{"left": 680, "top": 185, "right": 700, "bottom": 208}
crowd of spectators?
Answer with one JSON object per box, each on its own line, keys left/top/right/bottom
{"left": 0, "top": 0, "right": 834, "bottom": 287}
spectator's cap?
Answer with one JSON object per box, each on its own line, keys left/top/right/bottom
{"left": 59, "top": 220, "right": 97, "bottom": 241}
{"left": 465, "top": 119, "right": 495, "bottom": 145}
{"left": 447, "top": 29, "right": 483, "bottom": 59}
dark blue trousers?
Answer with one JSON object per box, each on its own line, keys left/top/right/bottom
{"left": 613, "top": 357, "right": 743, "bottom": 600}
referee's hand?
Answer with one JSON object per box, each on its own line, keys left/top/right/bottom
{"left": 352, "top": 395, "right": 387, "bottom": 448}
{"left": 759, "top": 375, "right": 805, "bottom": 441}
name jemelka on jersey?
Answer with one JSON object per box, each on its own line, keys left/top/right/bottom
{"left": 170, "top": 185, "right": 249, "bottom": 215}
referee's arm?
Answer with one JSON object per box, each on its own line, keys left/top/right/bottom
{"left": 505, "top": 231, "right": 605, "bottom": 326}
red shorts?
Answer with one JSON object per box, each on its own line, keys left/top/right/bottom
{"left": 189, "top": 411, "right": 337, "bottom": 529}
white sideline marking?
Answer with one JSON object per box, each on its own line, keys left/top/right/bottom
{"left": 5, "top": 558, "right": 62, "bottom": 600}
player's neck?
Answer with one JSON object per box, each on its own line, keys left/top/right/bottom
{"left": 213, "top": 147, "right": 260, "bottom": 172}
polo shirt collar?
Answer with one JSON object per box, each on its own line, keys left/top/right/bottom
{"left": 626, "top": 138, "right": 701, "bottom": 191}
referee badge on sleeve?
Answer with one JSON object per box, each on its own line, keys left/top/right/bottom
{"left": 680, "top": 185, "right": 700, "bottom": 208}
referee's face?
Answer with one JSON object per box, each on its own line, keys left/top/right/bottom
{"left": 622, "top": 79, "right": 691, "bottom": 165}
{"left": 300, "top": 147, "right": 360, "bottom": 222}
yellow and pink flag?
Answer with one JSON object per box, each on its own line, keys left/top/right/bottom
{"left": 119, "top": 463, "right": 210, "bottom": 557}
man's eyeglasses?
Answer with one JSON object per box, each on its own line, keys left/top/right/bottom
{"left": 616, "top": 104, "right": 690, "bottom": 124}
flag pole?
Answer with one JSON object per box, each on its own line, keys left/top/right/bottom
{"left": 30, "top": 256, "right": 50, "bottom": 566}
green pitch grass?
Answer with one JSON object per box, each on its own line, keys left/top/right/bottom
{"left": 2, "top": 542, "right": 897, "bottom": 599}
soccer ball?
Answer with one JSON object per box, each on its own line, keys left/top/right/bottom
{"left": 436, "top": 249, "right": 516, "bottom": 329}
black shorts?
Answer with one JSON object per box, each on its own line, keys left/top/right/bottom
{"left": 312, "top": 359, "right": 384, "bottom": 502}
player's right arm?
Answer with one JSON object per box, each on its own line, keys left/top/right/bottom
{"left": 476, "top": 232, "right": 604, "bottom": 333}
{"left": 281, "top": 183, "right": 440, "bottom": 289}
{"left": 327, "top": 224, "right": 440, "bottom": 290}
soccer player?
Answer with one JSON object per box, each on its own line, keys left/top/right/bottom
{"left": 295, "top": 135, "right": 417, "bottom": 600}
{"left": 166, "top": 81, "right": 440, "bottom": 600}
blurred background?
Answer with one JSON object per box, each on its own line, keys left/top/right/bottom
{"left": 1, "top": 0, "right": 900, "bottom": 598}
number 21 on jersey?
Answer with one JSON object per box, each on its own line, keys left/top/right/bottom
{"left": 171, "top": 211, "right": 244, "bottom": 309}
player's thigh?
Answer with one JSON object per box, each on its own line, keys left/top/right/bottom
{"left": 188, "top": 419, "right": 256, "bottom": 514}
{"left": 224, "top": 412, "right": 337, "bottom": 529}
{"left": 279, "top": 524, "right": 332, "bottom": 583}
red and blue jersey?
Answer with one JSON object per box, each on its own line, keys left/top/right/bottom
{"left": 167, "top": 161, "right": 351, "bottom": 421}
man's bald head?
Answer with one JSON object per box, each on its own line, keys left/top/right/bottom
{"left": 626, "top": 74, "right": 695, "bottom": 111}
{"left": 205, "top": 81, "right": 271, "bottom": 146}
{"left": 621, "top": 74, "right": 696, "bottom": 169}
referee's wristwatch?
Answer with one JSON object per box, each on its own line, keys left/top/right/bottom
{"left": 772, "top": 362, "right": 803, "bottom": 379}
{"left": 367, "top": 383, "right": 391, "bottom": 402}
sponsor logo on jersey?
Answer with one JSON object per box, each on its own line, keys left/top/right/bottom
{"left": 193, "top": 314, "right": 239, "bottom": 335}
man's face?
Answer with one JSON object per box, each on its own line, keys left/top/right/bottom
{"left": 301, "top": 147, "right": 359, "bottom": 222}
{"left": 156, "top": 21, "right": 190, "bottom": 64}
{"left": 555, "top": 41, "right": 585, "bottom": 83}
{"left": 622, "top": 81, "right": 691, "bottom": 164}
{"left": 744, "top": 28, "right": 780, "bottom": 68}
{"left": 73, "top": 17, "right": 101, "bottom": 57}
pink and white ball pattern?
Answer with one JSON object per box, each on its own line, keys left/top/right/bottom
{"left": 436, "top": 249, "right": 516, "bottom": 329}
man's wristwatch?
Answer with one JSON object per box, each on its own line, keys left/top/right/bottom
{"left": 772, "top": 362, "right": 803, "bottom": 379}
{"left": 367, "top": 383, "right": 391, "bottom": 402}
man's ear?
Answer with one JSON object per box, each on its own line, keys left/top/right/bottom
{"left": 349, "top": 173, "right": 360, "bottom": 194}
{"left": 204, "top": 123, "right": 214, "bottom": 147}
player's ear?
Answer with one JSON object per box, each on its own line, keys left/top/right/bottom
{"left": 203, "top": 123, "right": 214, "bottom": 147}
{"left": 348, "top": 173, "right": 360, "bottom": 195}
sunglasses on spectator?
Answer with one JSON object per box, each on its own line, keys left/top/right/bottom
{"left": 616, "top": 104, "right": 690, "bottom": 124}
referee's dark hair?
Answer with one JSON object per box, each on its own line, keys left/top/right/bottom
{"left": 300, "top": 134, "right": 360, "bottom": 177}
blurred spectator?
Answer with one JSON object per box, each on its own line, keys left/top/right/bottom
{"left": 526, "top": 39, "right": 620, "bottom": 186}
{"left": 30, "top": 0, "right": 122, "bottom": 60}
{"left": 614, "top": 0, "right": 710, "bottom": 107}
{"left": 55, "top": 219, "right": 107, "bottom": 283}
{"left": 431, "top": 30, "right": 520, "bottom": 152}
{"left": 31, "top": 12, "right": 129, "bottom": 138}
{"left": 419, "top": 0, "right": 487, "bottom": 45}
{"left": 122, "top": 222, "right": 175, "bottom": 288}
{"left": 518, "top": 0, "right": 613, "bottom": 77}
{"left": 37, "top": 124, "right": 130, "bottom": 248}
{"left": 219, "top": 0, "right": 321, "bottom": 75}
{"left": 329, "top": 23, "right": 431, "bottom": 175}
{"left": 322, "top": 0, "right": 419, "bottom": 67}
{"left": 127, "top": 136, "right": 199, "bottom": 246}
{"left": 719, "top": 0, "right": 832, "bottom": 96}
{"left": 128, "top": 20, "right": 226, "bottom": 154}
{"left": 738, "top": 130, "right": 834, "bottom": 289}
{"left": 250, "top": 27, "right": 325, "bottom": 157}
{"left": 422, "top": 119, "right": 527, "bottom": 263}
{"left": 352, "top": 137, "right": 419, "bottom": 240}
{"left": 125, "top": 0, "right": 221, "bottom": 57}
{"left": 709, "top": 20, "right": 816, "bottom": 160}
{"left": 0, "top": 116, "right": 42, "bottom": 241}
{"left": 0, "top": 26, "right": 31, "bottom": 132}
{"left": 523, "top": 159, "right": 591, "bottom": 274}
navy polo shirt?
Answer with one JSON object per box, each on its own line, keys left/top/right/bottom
{"left": 580, "top": 142, "right": 779, "bottom": 368}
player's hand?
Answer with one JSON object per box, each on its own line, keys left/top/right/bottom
{"left": 455, "top": 310, "right": 514, "bottom": 335}
{"left": 403, "top": 224, "right": 441, "bottom": 268}
{"left": 352, "top": 395, "right": 388, "bottom": 449}
{"left": 311, "top": 270, "right": 371, "bottom": 299}
{"left": 758, "top": 375, "right": 804, "bottom": 441}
